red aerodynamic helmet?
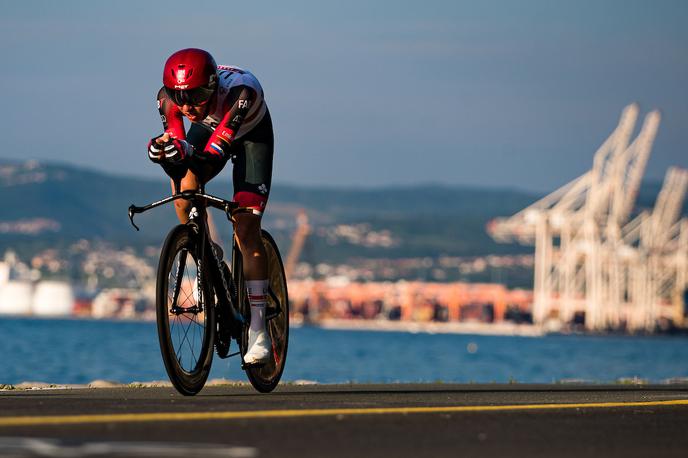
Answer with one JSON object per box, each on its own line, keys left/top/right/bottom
{"left": 163, "top": 48, "right": 218, "bottom": 106}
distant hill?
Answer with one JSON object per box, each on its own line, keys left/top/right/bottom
{"left": 1, "top": 160, "right": 684, "bottom": 262}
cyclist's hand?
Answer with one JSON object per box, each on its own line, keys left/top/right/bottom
{"left": 195, "top": 140, "right": 229, "bottom": 163}
{"left": 155, "top": 132, "right": 171, "bottom": 145}
{"left": 148, "top": 134, "right": 193, "bottom": 163}
{"left": 147, "top": 133, "right": 168, "bottom": 163}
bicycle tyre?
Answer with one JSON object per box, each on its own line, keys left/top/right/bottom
{"left": 240, "top": 230, "right": 290, "bottom": 393}
{"left": 156, "top": 224, "right": 216, "bottom": 396}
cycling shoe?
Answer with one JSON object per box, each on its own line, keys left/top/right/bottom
{"left": 244, "top": 328, "right": 271, "bottom": 365}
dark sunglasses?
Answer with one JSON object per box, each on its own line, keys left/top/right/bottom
{"left": 165, "top": 85, "right": 215, "bottom": 107}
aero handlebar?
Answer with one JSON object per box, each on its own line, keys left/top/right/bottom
{"left": 128, "top": 190, "right": 240, "bottom": 231}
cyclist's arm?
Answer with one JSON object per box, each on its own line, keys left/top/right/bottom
{"left": 156, "top": 87, "right": 186, "bottom": 140}
{"left": 203, "top": 85, "right": 257, "bottom": 159}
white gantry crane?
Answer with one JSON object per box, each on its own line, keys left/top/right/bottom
{"left": 488, "top": 104, "right": 687, "bottom": 331}
{"left": 630, "top": 167, "right": 688, "bottom": 330}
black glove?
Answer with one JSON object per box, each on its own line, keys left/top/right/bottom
{"left": 147, "top": 136, "right": 194, "bottom": 163}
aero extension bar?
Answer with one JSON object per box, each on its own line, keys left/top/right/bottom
{"left": 128, "top": 190, "right": 239, "bottom": 231}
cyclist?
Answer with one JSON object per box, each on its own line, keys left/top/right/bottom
{"left": 147, "top": 48, "right": 273, "bottom": 365}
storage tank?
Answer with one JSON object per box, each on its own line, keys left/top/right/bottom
{"left": 32, "top": 281, "right": 74, "bottom": 316}
{"left": 0, "top": 281, "right": 33, "bottom": 315}
{"left": 0, "top": 262, "right": 9, "bottom": 285}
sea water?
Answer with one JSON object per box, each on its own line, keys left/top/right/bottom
{"left": 1, "top": 318, "right": 687, "bottom": 385}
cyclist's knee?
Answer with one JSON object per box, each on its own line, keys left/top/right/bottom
{"left": 174, "top": 198, "right": 191, "bottom": 213}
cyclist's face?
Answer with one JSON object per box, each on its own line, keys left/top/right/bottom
{"left": 179, "top": 101, "right": 210, "bottom": 122}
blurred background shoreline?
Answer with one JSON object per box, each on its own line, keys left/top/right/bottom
{"left": 1, "top": 157, "right": 686, "bottom": 335}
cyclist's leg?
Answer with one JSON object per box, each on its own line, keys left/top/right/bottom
{"left": 231, "top": 111, "right": 274, "bottom": 363}
{"left": 172, "top": 170, "right": 199, "bottom": 224}
{"left": 231, "top": 110, "right": 274, "bottom": 281}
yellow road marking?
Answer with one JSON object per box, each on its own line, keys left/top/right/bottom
{"left": 0, "top": 399, "right": 687, "bottom": 427}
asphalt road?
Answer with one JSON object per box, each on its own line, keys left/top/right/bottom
{"left": 1, "top": 383, "right": 687, "bottom": 457}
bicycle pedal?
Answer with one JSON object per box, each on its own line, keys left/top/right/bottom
{"left": 241, "top": 361, "right": 267, "bottom": 370}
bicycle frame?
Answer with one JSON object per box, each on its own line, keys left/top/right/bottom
{"left": 129, "top": 184, "right": 246, "bottom": 336}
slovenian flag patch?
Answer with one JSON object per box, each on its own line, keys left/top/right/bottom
{"left": 210, "top": 143, "right": 224, "bottom": 156}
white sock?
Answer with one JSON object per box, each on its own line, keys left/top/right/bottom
{"left": 246, "top": 279, "right": 268, "bottom": 333}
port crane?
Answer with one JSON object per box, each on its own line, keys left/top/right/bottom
{"left": 285, "top": 209, "right": 311, "bottom": 279}
{"left": 489, "top": 104, "right": 687, "bottom": 331}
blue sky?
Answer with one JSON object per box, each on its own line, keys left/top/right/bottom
{"left": 1, "top": 0, "right": 686, "bottom": 192}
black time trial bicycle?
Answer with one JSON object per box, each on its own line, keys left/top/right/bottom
{"left": 128, "top": 182, "right": 289, "bottom": 396}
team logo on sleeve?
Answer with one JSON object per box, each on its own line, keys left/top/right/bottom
{"left": 219, "top": 129, "right": 235, "bottom": 143}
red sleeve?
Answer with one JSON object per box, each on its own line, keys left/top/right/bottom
{"left": 156, "top": 87, "right": 186, "bottom": 140}
{"left": 204, "top": 86, "right": 257, "bottom": 158}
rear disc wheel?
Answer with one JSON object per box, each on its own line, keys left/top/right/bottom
{"left": 242, "top": 230, "right": 289, "bottom": 393}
